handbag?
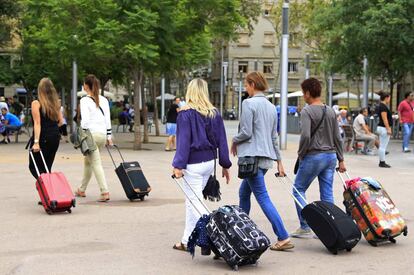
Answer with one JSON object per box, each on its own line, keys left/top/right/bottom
{"left": 202, "top": 118, "right": 221, "bottom": 202}
{"left": 238, "top": 156, "right": 258, "bottom": 179}
{"left": 294, "top": 105, "right": 327, "bottom": 174}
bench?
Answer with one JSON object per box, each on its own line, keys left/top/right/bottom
{"left": 341, "top": 124, "right": 367, "bottom": 154}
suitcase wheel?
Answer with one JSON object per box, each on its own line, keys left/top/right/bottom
{"left": 368, "top": 240, "right": 378, "bottom": 247}
{"left": 45, "top": 209, "right": 53, "bottom": 215}
{"left": 346, "top": 248, "right": 352, "bottom": 252}
{"left": 232, "top": 265, "right": 239, "bottom": 271}
{"left": 389, "top": 237, "right": 396, "bottom": 244}
{"left": 140, "top": 196, "right": 145, "bottom": 201}
{"left": 50, "top": 200, "right": 58, "bottom": 210}
{"left": 329, "top": 248, "right": 338, "bottom": 255}
{"left": 67, "top": 209, "right": 72, "bottom": 214}
{"left": 403, "top": 227, "right": 408, "bottom": 236}
{"left": 71, "top": 199, "right": 76, "bottom": 208}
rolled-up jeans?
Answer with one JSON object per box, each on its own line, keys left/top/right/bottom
{"left": 376, "top": 126, "right": 390, "bottom": 162}
{"left": 239, "top": 168, "right": 289, "bottom": 241}
{"left": 79, "top": 133, "right": 109, "bottom": 194}
{"left": 402, "top": 123, "right": 413, "bottom": 150}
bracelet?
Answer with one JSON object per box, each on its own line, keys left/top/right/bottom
{"left": 34, "top": 139, "right": 39, "bottom": 143}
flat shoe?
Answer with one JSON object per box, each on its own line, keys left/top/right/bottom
{"left": 270, "top": 241, "right": 294, "bottom": 251}
{"left": 97, "top": 193, "right": 110, "bottom": 202}
{"left": 74, "top": 189, "right": 86, "bottom": 197}
{"left": 172, "top": 242, "right": 187, "bottom": 252}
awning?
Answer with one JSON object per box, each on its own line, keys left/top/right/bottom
{"left": 332, "top": 92, "right": 358, "bottom": 100}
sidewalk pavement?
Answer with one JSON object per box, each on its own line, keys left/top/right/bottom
{"left": 0, "top": 121, "right": 413, "bottom": 275}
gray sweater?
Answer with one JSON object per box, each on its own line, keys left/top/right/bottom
{"left": 298, "top": 104, "right": 344, "bottom": 161}
{"left": 233, "top": 93, "right": 281, "bottom": 163}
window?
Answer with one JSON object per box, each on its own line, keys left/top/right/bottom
{"left": 289, "top": 32, "right": 300, "bottom": 48}
{"left": 264, "top": 9, "right": 270, "bottom": 17}
{"left": 237, "top": 33, "right": 249, "bottom": 47}
{"left": 263, "top": 62, "right": 273, "bottom": 74}
{"left": 238, "top": 61, "right": 248, "bottom": 73}
{"left": 288, "top": 62, "right": 298, "bottom": 73}
{"left": 263, "top": 32, "right": 275, "bottom": 47}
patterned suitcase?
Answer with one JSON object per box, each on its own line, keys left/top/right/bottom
{"left": 337, "top": 171, "right": 408, "bottom": 246}
{"left": 206, "top": 205, "right": 270, "bottom": 270}
{"left": 172, "top": 176, "right": 270, "bottom": 271}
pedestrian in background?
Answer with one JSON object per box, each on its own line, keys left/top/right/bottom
{"left": 28, "top": 78, "right": 63, "bottom": 178}
{"left": 75, "top": 74, "right": 113, "bottom": 202}
{"left": 397, "top": 91, "right": 414, "bottom": 153}
{"left": 231, "top": 71, "right": 293, "bottom": 251}
{"left": 165, "top": 97, "right": 180, "bottom": 151}
{"left": 58, "top": 99, "right": 69, "bottom": 143}
{"left": 172, "top": 78, "right": 231, "bottom": 251}
{"left": 376, "top": 91, "right": 392, "bottom": 168}
{"left": 291, "top": 77, "right": 346, "bottom": 238}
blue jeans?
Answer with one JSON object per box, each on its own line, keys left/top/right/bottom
{"left": 293, "top": 152, "right": 337, "bottom": 230}
{"left": 402, "top": 123, "right": 413, "bottom": 150}
{"left": 239, "top": 169, "right": 289, "bottom": 241}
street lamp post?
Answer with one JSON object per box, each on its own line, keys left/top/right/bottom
{"left": 161, "top": 77, "right": 165, "bottom": 122}
{"left": 305, "top": 53, "right": 310, "bottom": 79}
{"left": 219, "top": 44, "right": 224, "bottom": 115}
{"left": 279, "top": 0, "right": 289, "bottom": 150}
{"left": 328, "top": 74, "right": 333, "bottom": 107}
{"left": 363, "top": 56, "right": 369, "bottom": 107}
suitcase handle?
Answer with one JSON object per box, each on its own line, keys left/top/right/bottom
{"left": 335, "top": 168, "right": 352, "bottom": 190}
{"left": 274, "top": 173, "right": 307, "bottom": 210}
{"left": 172, "top": 175, "right": 211, "bottom": 215}
{"left": 106, "top": 144, "right": 125, "bottom": 168}
{"left": 29, "top": 149, "right": 50, "bottom": 177}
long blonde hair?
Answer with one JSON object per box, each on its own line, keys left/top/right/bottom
{"left": 37, "top": 78, "right": 60, "bottom": 121}
{"left": 186, "top": 78, "right": 216, "bottom": 118}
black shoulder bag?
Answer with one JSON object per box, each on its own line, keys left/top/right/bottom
{"left": 294, "top": 105, "right": 327, "bottom": 174}
{"left": 202, "top": 119, "right": 221, "bottom": 202}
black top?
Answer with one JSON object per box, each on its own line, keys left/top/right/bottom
{"left": 38, "top": 107, "right": 60, "bottom": 138}
{"left": 167, "top": 103, "right": 179, "bottom": 123}
{"left": 377, "top": 103, "right": 392, "bottom": 127}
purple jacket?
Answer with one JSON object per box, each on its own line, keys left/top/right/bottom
{"left": 172, "top": 109, "right": 232, "bottom": 169}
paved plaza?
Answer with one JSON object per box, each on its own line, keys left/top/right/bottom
{"left": 0, "top": 121, "right": 413, "bottom": 275}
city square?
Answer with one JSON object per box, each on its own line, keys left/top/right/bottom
{"left": 0, "top": 125, "right": 413, "bottom": 274}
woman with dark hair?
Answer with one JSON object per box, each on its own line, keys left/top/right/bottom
{"left": 75, "top": 74, "right": 113, "bottom": 202}
{"left": 291, "top": 77, "right": 346, "bottom": 238}
{"left": 376, "top": 91, "right": 392, "bottom": 168}
{"left": 29, "top": 78, "right": 64, "bottom": 178}
{"left": 231, "top": 71, "right": 293, "bottom": 251}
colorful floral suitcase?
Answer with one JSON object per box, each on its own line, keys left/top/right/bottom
{"left": 337, "top": 171, "right": 408, "bottom": 246}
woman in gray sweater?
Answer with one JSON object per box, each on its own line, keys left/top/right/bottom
{"left": 231, "top": 71, "right": 293, "bottom": 251}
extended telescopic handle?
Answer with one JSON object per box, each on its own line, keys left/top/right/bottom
{"left": 106, "top": 144, "right": 125, "bottom": 168}
{"left": 29, "top": 149, "right": 50, "bottom": 177}
{"left": 172, "top": 175, "right": 211, "bottom": 215}
{"left": 274, "top": 173, "right": 308, "bottom": 210}
{"left": 335, "top": 168, "right": 352, "bottom": 189}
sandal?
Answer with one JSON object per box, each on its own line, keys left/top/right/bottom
{"left": 172, "top": 242, "right": 187, "bottom": 252}
{"left": 97, "top": 192, "right": 110, "bottom": 202}
{"left": 270, "top": 241, "right": 294, "bottom": 251}
{"left": 74, "top": 189, "right": 86, "bottom": 197}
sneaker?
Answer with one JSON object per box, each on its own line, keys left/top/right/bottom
{"left": 379, "top": 161, "right": 391, "bottom": 168}
{"left": 403, "top": 148, "right": 411, "bottom": 153}
{"left": 290, "top": 227, "right": 313, "bottom": 238}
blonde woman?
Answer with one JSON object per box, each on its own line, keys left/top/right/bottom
{"left": 75, "top": 74, "right": 113, "bottom": 202}
{"left": 172, "top": 78, "right": 231, "bottom": 251}
{"left": 29, "top": 78, "right": 64, "bottom": 179}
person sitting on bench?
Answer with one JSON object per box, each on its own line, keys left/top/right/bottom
{"left": 1, "top": 107, "right": 22, "bottom": 144}
{"left": 353, "top": 107, "right": 379, "bottom": 155}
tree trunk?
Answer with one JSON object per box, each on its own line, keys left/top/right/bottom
{"left": 133, "top": 69, "right": 142, "bottom": 150}
{"left": 389, "top": 79, "right": 395, "bottom": 112}
{"left": 151, "top": 74, "right": 160, "bottom": 136}
{"left": 142, "top": 75, "right": 149, "bottom": 144}
{"left": 100, "top": 77, "right": 110, "bottom": 96}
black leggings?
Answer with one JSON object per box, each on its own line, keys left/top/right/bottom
{"left": 29, "top": 134, "right": 60, "bottom": 179}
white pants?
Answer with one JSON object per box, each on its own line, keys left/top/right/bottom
{"left": 376, "top": 126, "right": 390, "bottom": 162}
{"left": 181, "top": 160, "right": 214, "bottom": 245}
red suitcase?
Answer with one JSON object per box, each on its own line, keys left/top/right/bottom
{"left": 30, "top": 150, "right": 76, "bottom": 214}
{"left": 337, "top": 170, "right": 407, "bottom": 246}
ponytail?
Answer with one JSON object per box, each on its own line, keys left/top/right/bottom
{"left": 84, "top": 74, "right": 100, "bottom": 107}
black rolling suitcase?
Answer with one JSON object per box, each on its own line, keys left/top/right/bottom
{"left": 172, "top": 175, "right": 270, "bottom": 271}
{"left": 107, "top": 145, "right": 151, "bottom": 201}
{"left": 275, "top": 173, "right": 361, "bottom": 254}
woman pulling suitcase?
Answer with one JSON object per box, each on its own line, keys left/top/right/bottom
{"left": 231, "top": 71, "right": 294, "bottom": 251}
{"left": 74, "top": 74, "right": 113, "bottom": 202}
{"left": 172, "top": 78, "right": 231, "bottom": 251}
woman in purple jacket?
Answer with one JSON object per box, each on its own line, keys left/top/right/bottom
{"left": 172, "top": 78, "right": 231, "bottom": 251}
